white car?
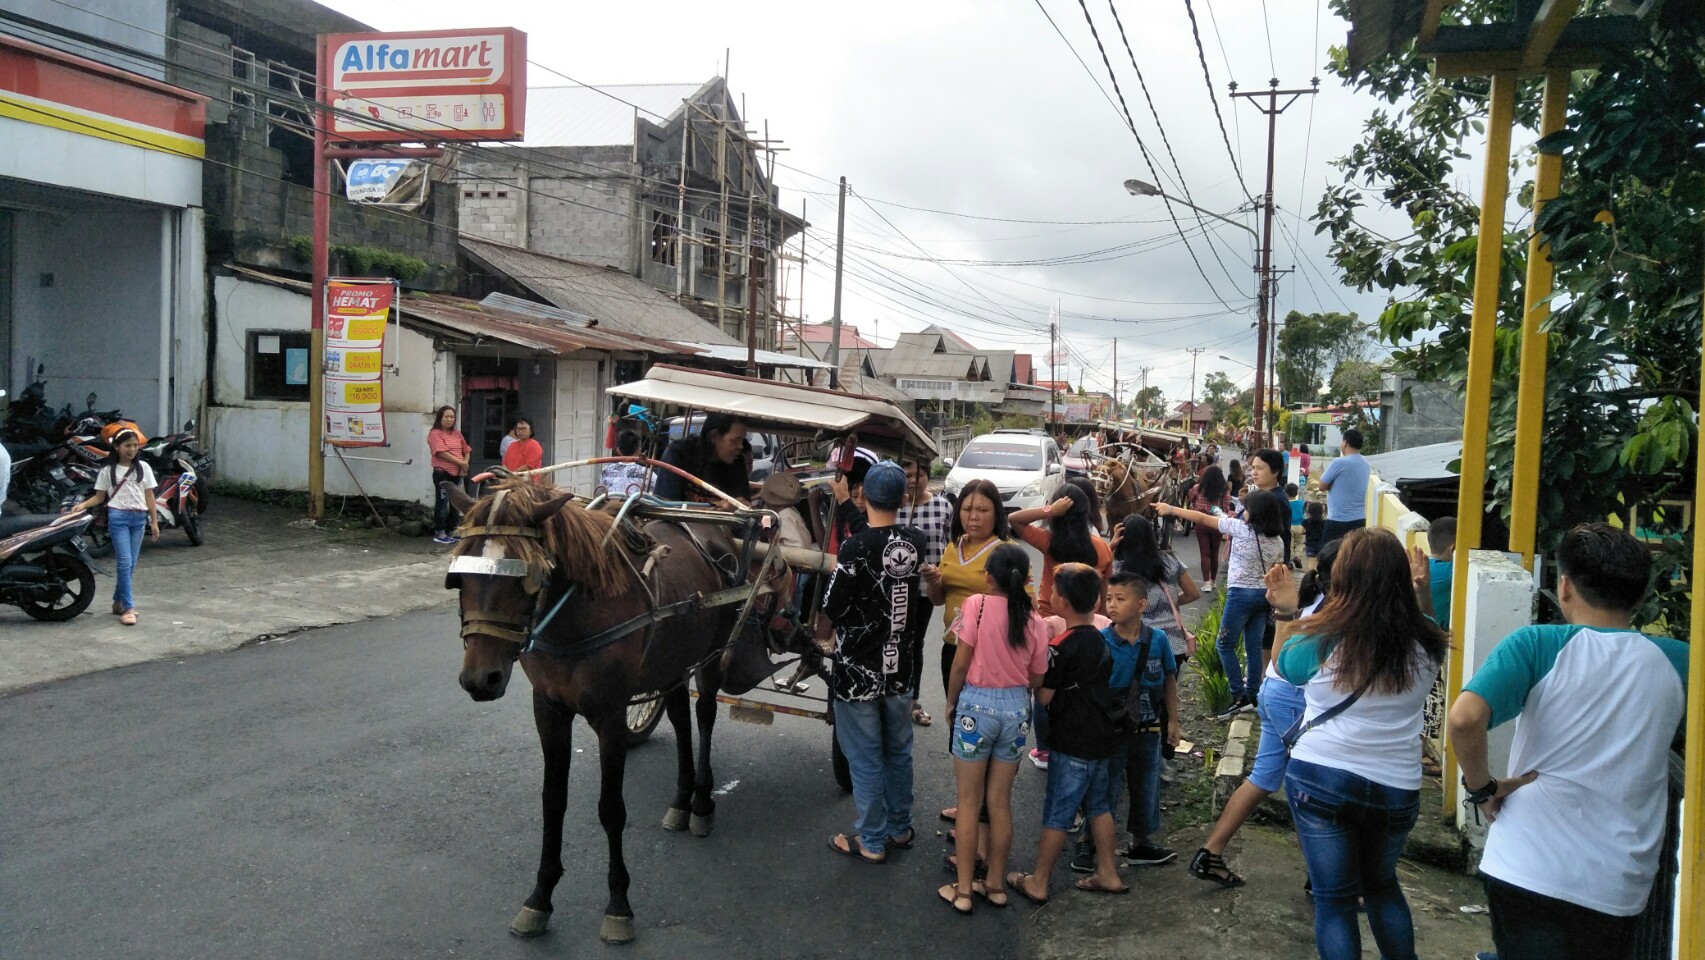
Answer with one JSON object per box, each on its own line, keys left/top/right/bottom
{"left": 942, "top": 432, "right": 1066, "bottom": 512}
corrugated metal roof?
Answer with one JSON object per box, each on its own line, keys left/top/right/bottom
{"left": 680, "top": 341, "right": 833, "bottom": 370}
{"left": 521, "top": 82, "right": 708, "bottom": 147}
{"left": 222, "top": 265, "right": 699, "bottom": 358}
{"left": 1364, "top": 441, "right": 1461, "bottom": 484}
{"left": 461, "top": 237, "right": 739, "bottom": 345}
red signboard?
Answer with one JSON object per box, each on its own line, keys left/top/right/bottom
{"left": 323, "top": 27, "right": 526, "bottom": 142}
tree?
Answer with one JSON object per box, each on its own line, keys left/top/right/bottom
{"left": 1133, "top": 386, "right": 1167, "bottom": 421}
{"left": 1276, "top": 310, "right": 1372, "bottom": 405}
{"left": 1317, "top": 5, "right": 1705, "bottom": 628}
{"left": 1202, "top": 371, "right": 1241, "bottom": 420}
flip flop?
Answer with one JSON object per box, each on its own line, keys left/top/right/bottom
{"left": 828, "top": 833, "right": 885, "bottom": 864}
{"left": 1075, "top": 876, "right": 1131, "bottom": 895}
{"left": 973, "top": 880, "right": 1010, "bottom": 909}
{"left": 937, "top": 883, "right": 973, "bottom": 917}
{"left": 1007, "top": 871, "right": 1050, "bottom": 906}
{"left": 888, "top": 827, "right": 916, "bottom": 850}
{"left": 912, "top": 704, "right": 933, "bottom": 726}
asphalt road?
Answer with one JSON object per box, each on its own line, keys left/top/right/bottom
{"left": 0, "top": 604, "right": 1060, "bottom": 960}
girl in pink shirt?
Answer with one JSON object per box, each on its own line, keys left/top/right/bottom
{"left": 940, "top": 544, "right": 1049, "bottom": 914}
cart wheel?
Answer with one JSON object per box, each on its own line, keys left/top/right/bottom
{"left": 625, "top": 694, "right": 665, "bottom": 747}
{"left": 829, "top": 707, "right": 853, "bottom": 793}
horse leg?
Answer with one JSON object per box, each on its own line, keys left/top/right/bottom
{"left": 511, "top": 693, "right": 573, "bottom": 939}
{"left": 594, "top": 718, "right": 636, "bottom": 945}
{"left": 661, "top": 685, "right": 693, "bottom": 831}
{"left": 688, "top": 664, "right": 721, "bottom": 837}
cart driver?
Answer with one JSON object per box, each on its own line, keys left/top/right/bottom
{"left": 653, "top": 413, "right": 751, "bottom": 506}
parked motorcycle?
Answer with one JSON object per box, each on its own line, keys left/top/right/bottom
{"left": 142, "top": 422, "right": 211, "bottom": 546}
{"left": 0, "top": 510, "right": 97, "bottom": 621}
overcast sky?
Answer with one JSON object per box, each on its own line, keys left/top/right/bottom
{"left": 324, "top": 0, "right": 1419, "bottom": 408}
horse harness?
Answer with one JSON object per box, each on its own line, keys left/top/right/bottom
{"left": 447, "top": 489, "right": 782, "bottom": 672}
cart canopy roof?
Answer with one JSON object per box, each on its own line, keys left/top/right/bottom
{"left": 609, "top": 365, "right": 939, "bottom": 456}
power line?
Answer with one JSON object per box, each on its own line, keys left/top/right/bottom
{"left": 1258, "top": 0, "right": 1279, "bottom": 77}
{"left": 1182, "top": 0, "right": 1248, "bottom": 193}
{"left": 1061, "top": 0, "right": 1240, "bottom": 308}
{"left": 1027, "top": 0, "right": 1143, "bottom": 149}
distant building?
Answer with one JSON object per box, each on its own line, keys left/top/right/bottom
{"left": 1379, "top": 372, "right": 1464, "bottom": 451}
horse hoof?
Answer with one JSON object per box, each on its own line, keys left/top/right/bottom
{"left": 600, "top": 914, "right": 636, "bottom": 945}
{"left": 509, "top": 906, "right": 551, "bottom": 938}
{"left": 661, "top": 807, "right": 689, "bottom": 831}
{"left": 689, "top": 812, "right": 715, "bottom": 837}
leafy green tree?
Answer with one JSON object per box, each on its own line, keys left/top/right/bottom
{"left": 1202, "top": 371, "right": 1241, "bottom": 420}
{"left": 1317, "top": 4, "right": 1705, "bottom": 627}
{"left": 1276, "top": 310, "right": 1371, "bottom": 405}
{"left": 1133, "top": 385, "right": 1167, "bottom": 421}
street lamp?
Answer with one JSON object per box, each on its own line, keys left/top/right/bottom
{"left": 1125, "top": 177, "right": 1274, "bottom": 444}
{"left": 1218, "top": 354, "right": 1253, "bottom": 369}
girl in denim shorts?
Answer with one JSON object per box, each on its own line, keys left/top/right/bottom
{"left": 939, "top": 544, "right": 1050, "bottom": 915}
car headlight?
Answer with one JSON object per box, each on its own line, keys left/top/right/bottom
{"left": 1020, "top": 480, "right": 1044, "bottom": 497}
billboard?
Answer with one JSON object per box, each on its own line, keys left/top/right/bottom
{"left": 343, "top": 158, "right": 429, "bottom": 207}
{"left": 324, "top": 279, "right": 396, "bottom": 446}
{"left": 325, "top": 27, "right": 526, "bottom": 142}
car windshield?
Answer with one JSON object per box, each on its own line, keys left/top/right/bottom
{"left": 1066, "top": 436, "right": 1098, "bottom": 456}
{"left": 957, "top": 442, "right": 1043, "bottom": 471}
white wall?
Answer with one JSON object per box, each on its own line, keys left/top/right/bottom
{"left": 1454, "top": 550, "right": 1535, "bottom": 840}
{"left": 208, "top": 275, "right": 452, "bottom": 505}
{"left": 10, "top": 207, "right": 169, "bottom": 430}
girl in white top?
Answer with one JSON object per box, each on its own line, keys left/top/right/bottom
{"left": 1268, "top": 527, "right": 1447, "bottom": 960}
{"left": 74, "top": 427, "right": 158, "bottom": 626}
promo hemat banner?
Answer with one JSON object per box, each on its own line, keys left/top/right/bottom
{"left": 324, "top": 279, "right": 395, "bottom": 446}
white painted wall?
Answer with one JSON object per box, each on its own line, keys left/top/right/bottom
{"left": 1454, "top": 549, "right": 1536, "bottom": 841}
{"left": 9, "top": 207, "right": 169, "bottom": 430}
{"left": 208, "top": 276, "right": 452, "bottom": 505}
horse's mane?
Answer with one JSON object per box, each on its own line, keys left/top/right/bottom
{"left": 450, "top": 480, "right": 629, "bottom": 599}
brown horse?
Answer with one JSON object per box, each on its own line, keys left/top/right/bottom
{"left": 1092, "top": 458, "right": 1155, "bottom": 526}
{"left": 442, "top": 479, "right": 775, "bottom": 945}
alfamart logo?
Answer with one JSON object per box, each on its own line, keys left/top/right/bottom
{"left": 334, "top": 35, "right": 508, "bottom": 89}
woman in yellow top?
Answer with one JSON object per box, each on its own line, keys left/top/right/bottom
{"left": 922, "top": 477, "right": 1015, "bottom": 827}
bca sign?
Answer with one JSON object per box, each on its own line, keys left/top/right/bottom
{"left": 325, "top": 27, "right": 526, "bottom": 142}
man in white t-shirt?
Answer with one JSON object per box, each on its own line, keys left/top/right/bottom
{"left": 1447, "top": 523, "right": 1688, "bottom": 960}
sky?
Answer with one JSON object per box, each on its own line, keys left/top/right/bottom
{"left": 320, "top": 0, "right": 1417, "bottom": 410}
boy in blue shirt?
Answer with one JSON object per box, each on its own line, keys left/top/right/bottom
{"left": 1425, "top": 516, "right": 1456, "bottom": 629}
{"left": 1102, "top": 571, "right": 1179, "bottom": 865}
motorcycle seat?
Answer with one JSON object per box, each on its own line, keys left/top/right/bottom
{"left": 5, "top": 442, "right": 52, "bottom": 461}
{"left": 0, "top": 513, "right": 71, "bottom": 538}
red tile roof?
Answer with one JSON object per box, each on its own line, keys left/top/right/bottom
{"left": 793, "top": 323, "right": 876, "bottom": 349}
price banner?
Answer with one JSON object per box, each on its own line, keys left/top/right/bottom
{"left": 324, "top": 279, "right": 395, "bottom": 446}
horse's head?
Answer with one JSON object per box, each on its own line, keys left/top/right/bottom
{"left": 441, "top": 480, "right": 626, "bottom": 701}
{"left": 1090, "top": 460, "right": 1125, "bottom": 498}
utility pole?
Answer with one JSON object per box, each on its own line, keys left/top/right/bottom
{"left": 1185, "top": 347, "right": 1207, "bottom": 435}
{"left": 828, "top": 176, "right": 847, "bottom": 389}
{"left": 1049, "top": 309, "right": 1059, "bottom": 428}
{"left": 715, "top": 101, "right": 729, "bottom": 340}
{"left": 675, "top": 107, "right": 689, "bottom": 298}
{"left": 1232, "top": 77, "right": 1317, "bottom": 446}
{"left": 1112, "top": 339, "right": 1118, "bottom": 419}
{"left": 1138, "top": 364, "right": 1154, "bottom": 421}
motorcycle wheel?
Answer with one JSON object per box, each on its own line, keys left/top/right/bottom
{"left": 87, "top": 527, "right": 113, "bottom": 559}
{"left": 182, "top": 499, "right": 204, "bottom": 547}
{"left": 19, "top": 551, "right": 96, "bottom": 622}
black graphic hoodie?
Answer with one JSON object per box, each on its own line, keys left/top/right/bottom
{"left": 823, "top": 524, "right": 928, "bottom": 703}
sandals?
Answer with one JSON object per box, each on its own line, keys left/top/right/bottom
{"left": 828, "top": 833, "right": 886, "bottom": 864}
{"left": 937, "top": 883, "right": 973, "bottom": 916}
{"left": 1074, "top": 876, "right": 1131, "bottom": 895}
{"left": 888, "top": 827, "right": 916, "bottom": 850}
{"left": 972, "top": 880, "right": 1009, "bottom": 908}
{"left": 1188, "top": 847, "right": 1246, "bottom": 888}
{"left": 944, "top": 853, "right": 988, "bottom": 882}
{"left": 1006, "top": 871, "right": 1050, "bottom": 906}
{"left": 912, "top": 703, "right": 933, "bottom": 726}
{"left": 120, "top": 610, "right": 138, "bottom": 626}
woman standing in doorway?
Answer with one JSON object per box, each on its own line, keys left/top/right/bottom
{"left": 72, "top": 426, "right": 157, "bottom": 626}
{"left": 428, "top": 405, "right": 471, "bottom": 544}
{"left": 500, "top": 416, "right": 544, "bottom": 482}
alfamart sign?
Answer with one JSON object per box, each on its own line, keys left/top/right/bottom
{"left": 325, "top": 27, "right": 526, "bottom": 142}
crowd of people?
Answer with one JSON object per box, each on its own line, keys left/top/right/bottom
{"left": 421, "top": 408, "right": 1688, "bottom": 960}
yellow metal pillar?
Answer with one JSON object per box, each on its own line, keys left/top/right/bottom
{"left": 1680, "top": 255, "right": 1705, "bottom": 960}
{"left": 1445, "top": 72, "right": 1518, "bottom": 814}
{"left": 1507, "top": 70, "right": 1570, "bottom": 567}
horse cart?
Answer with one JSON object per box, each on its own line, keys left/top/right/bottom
{"left": 1083, "top": 425, "right": 1200, "bottom": 545}
{"left": 441, "top": 365, "right": 936, "bottom": 944}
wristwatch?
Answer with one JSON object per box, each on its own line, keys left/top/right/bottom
{"left": 1463, "top": 776, "right": 1499, "bottom": 805}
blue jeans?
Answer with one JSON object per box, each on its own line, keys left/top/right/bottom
{"left": 1042, "top": 750, "right": 1111, "bottom": 831}
{"left": 1217, "top": 586, "right": 1270, "bottom": 699}
{"left": 833, "top": 694, "right": 914, "bottom": 856}
{"left": 1248, "top": 679, "right": 1306, "bottom": 792}
{"left": 1286, "top": 759, "right": 1421, "bottom": 960}
{"left": 108, "top": 509, "right": 147, "bottom": 610}
{"left": 951, "top": 684, "right": 1030, "bottom": 763}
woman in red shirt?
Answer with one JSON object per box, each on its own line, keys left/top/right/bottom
{"left": 427, "top": 405, "right": 471, "bottom": 544}
{"left": 501, "top": 417, "right": 544, "bottom": 482}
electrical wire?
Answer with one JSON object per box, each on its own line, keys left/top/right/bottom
{"left": 1181, "top": 0, "right": 1248, "bottom": 193}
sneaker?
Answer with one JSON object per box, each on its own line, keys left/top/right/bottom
{"left": 1124, "top": 842, "right": 1178, "bottom": 866}
{"left": 1069, "top": 840, "right": 1096, "bottom": 874}
{"left": 433, "top": 534, "right": 455, "bottom": 544}
{"left": 1160, "top": 757, "right": 1178, "bottom": 783}
{"left": 1474, "top": 953, "right": 1499, "bottom": 960}
{"left": 1213, "top": 700, "right": 1243, "bottom": 721}
{"left": 1028, "top": 748, "right": 1050, "bottom": 770}
{"left": 1237, "top": 695, "right": 1258, "bottom": 715}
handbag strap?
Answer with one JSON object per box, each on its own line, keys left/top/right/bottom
{"left": 108, "top": 462, "right": 140, "bottom": 501}
{"left": 1283, "top": 679, "right": 1371, "bottom": 751}
{"left": 1161, "top": 581, "right": 1187, "bottom": 635}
